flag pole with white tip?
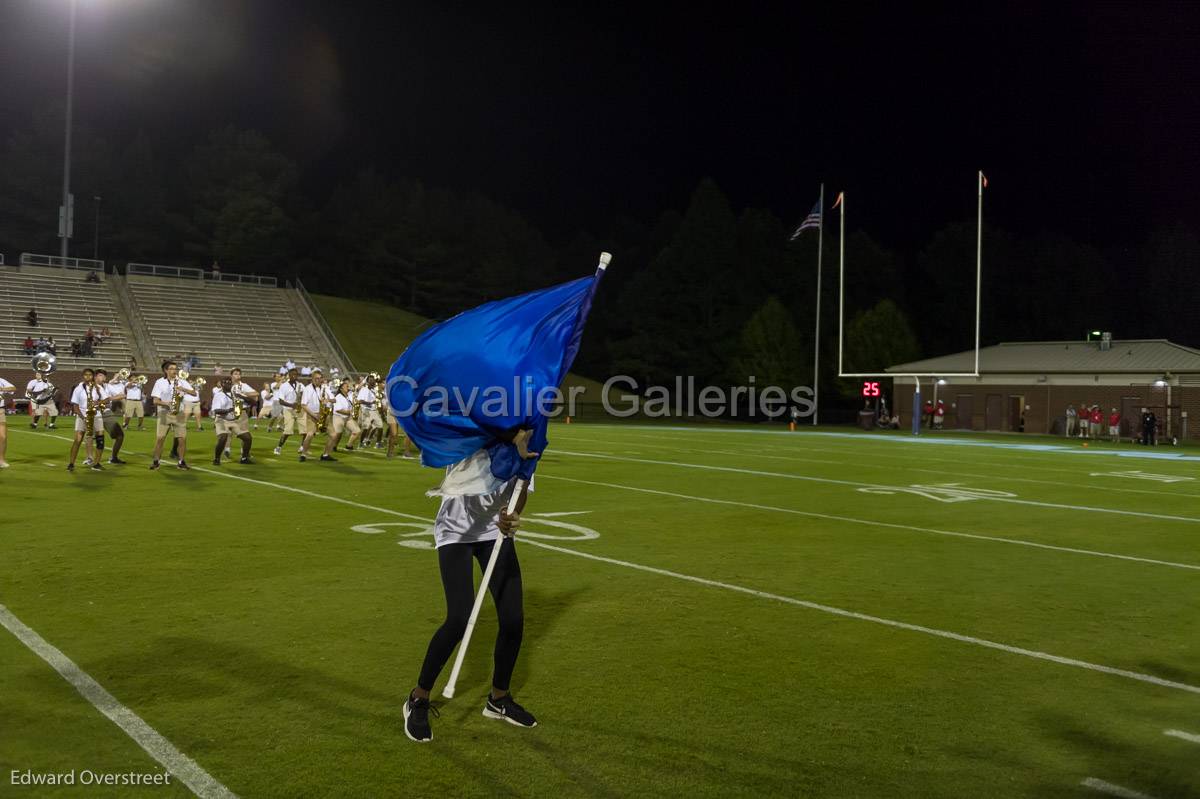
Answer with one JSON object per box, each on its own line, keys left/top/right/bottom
{"left": 812, "top": 183, "right": 823, "bottom": 426}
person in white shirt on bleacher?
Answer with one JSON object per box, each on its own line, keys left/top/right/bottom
{"left": 149, "top": 360, "right": 198, "bottom": 471}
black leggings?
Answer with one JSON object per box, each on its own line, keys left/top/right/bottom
{"left": 418, "top": 538, "right": 524, "bottom": 693}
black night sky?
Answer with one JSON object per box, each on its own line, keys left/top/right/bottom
{"left": 4, "top": 1, "right": 1198, "bottom": 247}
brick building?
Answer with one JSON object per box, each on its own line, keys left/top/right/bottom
{"left": 885, "top": 339, "right": 1200, "bottom": 440}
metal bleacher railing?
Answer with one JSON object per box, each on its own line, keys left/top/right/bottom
{"left": 20, "top": 252, "right": 105, "bottom": 273}
{"left": 125, "top": 263, "right": 277, "bottom": 287}
{"left": 294, "top": 277, "right": 356, "bottom": 374}
{"left": 127, "top": 262, "right": 204, "bottom": 280}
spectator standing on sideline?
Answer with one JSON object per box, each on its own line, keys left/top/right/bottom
{"left": 1090, "top": 405, "right": 1103, "bottom": 439}
{"left": 1078, "top": 402, "right": 1090, "bottom": 438}
{"left": 922, "top": 398, "right": 934, "bottom": 428}
{"left": 1108, "top": 408, "right": 1121, "bottom": 442}
{"left": 1065, "top": 404, "right": 1077, "bottom": 437}
{"left": 933, "top": 399, "right": 946, "bottom": 429}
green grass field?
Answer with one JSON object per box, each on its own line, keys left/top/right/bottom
{"left": 1, "top": 422, "right": 1198, "bottom": 798}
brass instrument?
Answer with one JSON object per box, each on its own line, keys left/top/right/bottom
{"left": 32, "top": 352, "right": 56, "bottom": 374}
{"left": 131, "top": 375, "right": 149, "bottom": 387}
{"left": 84, "top": 384, "right": 98, "bottom": 438}
{"left": 170, "top": 378, "right": 184, "bottom": 414}
{"left": 28, "top": 352, "right": 57, "bottom": 404}
{"left": 192, "top": 377, "right": 207, "bottom": 390}
{"left": 317, "top": 397, "right": 332, "bottom": 433}
{"left": 114, "top": 367, "right": 131, "bottom": 383}
{"left": 232, "top": 384, "right": 245, "bottom": 420}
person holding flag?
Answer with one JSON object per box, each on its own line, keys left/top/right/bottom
{"left": 395, "top": 253, "right": 609, "bottom": 744}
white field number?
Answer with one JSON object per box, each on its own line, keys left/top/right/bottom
{"left": 1089, "top": 470, "right": 1195, "bottom": 483}
{"left": 351, "top": 512, "right": 601, "bottom": 549}
{"left": 856, "top": 483, "right": 1017, "bottom": 503}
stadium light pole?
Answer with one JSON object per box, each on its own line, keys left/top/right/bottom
{"left": 58, "top": 0, "right": 79, "bottom": 259}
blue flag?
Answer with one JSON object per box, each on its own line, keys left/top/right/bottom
{"left": 387, "top": 255, "right": 608, "bottom": 485}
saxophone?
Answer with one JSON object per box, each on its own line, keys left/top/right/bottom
{"left": 84, "top": 385, "right": 98, "bottom": 437}
{"left": 170, "top": 379, "right": 184, "bottom": 414}
{"left": 317, "top": 386, "right": 332, "bottom": 433}
{"left": 232, "top": 385, "right": 244, "bottom": 420}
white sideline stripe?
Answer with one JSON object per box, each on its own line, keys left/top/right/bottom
{"left": 1081, "top": 778, "right": 1157, "bottom": 798}
{"left": 1164, "top": 728, "right": 1200, "bottom": 744}
{"left": 0, "top": 605, "right": 237, "bottom": 799}
{"left": 521, "top": 540, "right": 1200, "bottom": 696}
{"left": 16, "top": 430, "right": 1200, "bottom": 695}
{"left": 536, "top": 475, "right": 1200, "bottom": 571}
{"left": 565, "top": 433, "right": 1200, "bottom": 500}
{"left": 554, "top": 449, "right": 1200, "bottom": 525}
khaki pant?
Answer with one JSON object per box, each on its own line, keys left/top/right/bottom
{"left": 34, "top": 400, "right": 58, "bottom": 417}
{"left": 216, "top": 411, "right": 250, "bottom": 437}
{"left": 361, "top": 408, "right": 383, "bottom": 430}
{"left": 156, "top": 409, "right": 186, "bottom": 438}
{"left": 124, "top": 400, "right": 145, "bottom": 418}
{"left": 331, "top": 414, "right": 360, "bottom": 438}
{"left": 281, "top": 407, "right": 302, "bottom": 435}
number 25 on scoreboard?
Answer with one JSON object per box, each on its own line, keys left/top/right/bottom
{"left": 861, "top": 381, "right": 881, "bottom": 398}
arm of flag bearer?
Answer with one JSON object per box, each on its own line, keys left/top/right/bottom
{"left": 387, "top": 252, "right": 611, "bottom": 698}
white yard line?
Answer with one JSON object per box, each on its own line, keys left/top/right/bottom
{"left": 554, "top": 449, "right": 1200, "bottom": 525}
{"left": 0, "top": 605, "right": 237, "bottom": 799}
{"left": 536, "top": 474, "right": 1200, "bottom": 571}
{"left": 563, "top": 433, "right": 1200, "bottom": 500}
{"left": 1164, "top": 728, "right": 1200, "bottom": 744}
{"left": 1081, "top": 777, "right": 1158, "bottom": 798}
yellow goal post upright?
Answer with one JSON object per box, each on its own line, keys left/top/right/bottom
{"left": 834, "top": 172, "right": 986, "bottom": 435}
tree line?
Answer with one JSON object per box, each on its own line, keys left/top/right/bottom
{"left": 2, "top": 111, "right": 1197, "bottom": 409}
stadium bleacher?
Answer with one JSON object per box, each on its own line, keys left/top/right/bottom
{"left": 0, "top": 265, "right": 135, "bottom": 370}
{"left": 126, "top": 276, "right": 329, "bottom": 375}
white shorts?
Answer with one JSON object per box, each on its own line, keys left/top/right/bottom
{"left": 74, "top": 414, "right": 103, "bottom": 434}
{"left": 35, "top": 401, "right": 58, "bottom": 417}
{"left": 1109, "top": 425, "right": 1119, "bottom": 435}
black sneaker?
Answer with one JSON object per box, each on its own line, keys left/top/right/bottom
{"left": 320, "top": 454, "right": 336, "bottom": 462}
{"left": 66, "top": 463, "right": 75, "bottom": 472}
{"left": 48, "top": 424, "right": 56, "bottom": 429}
{"left": 108, "top": 457, "right": 126, "bottom": 465}
{"left": 403, "top": 694, "right": 438, "bottom": 743}
{"left": 90, "top": 462, "right": 104, "bottom": 471}
{"left": 299, "top": 454, "right": 307, "bottom": 462}
{"left": 212, "top": 458, "right": 222, "bottom": 466}
{"left": 149, "top": 460, "right": 160, "bottom": 471}
{"left": 239, "top": 456, "right": 252, "bottom": 464}
{"left": 482, "top": 694, "right": 537, "bottom": 728}
{"left": 30, "top": 422, "right": 37, "bottom": 429}
{"left": 177, "top": 461, "right": 190, "bottom": 471}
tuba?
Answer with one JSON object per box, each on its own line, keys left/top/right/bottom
{"left": 29, "top": 352, "right": 57, "bottom": 403}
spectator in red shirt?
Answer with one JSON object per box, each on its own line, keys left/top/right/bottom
{"left": 1078, "top": 402, "right": 1090, "bottom": 438}
{"left": 1108, "top": 409, "right": 1121, "bottom": 442}
{"left": 933, "top": 399, "right": 946, "bottom": 429}
{"left": 22, "top": 336, "right": 35, "bottom": 354}
{"left": 922, "top": 399, "right": 934, "bottom": 428}
{"left": 1089, "top": 405, "right": 1103, "bottom": 438}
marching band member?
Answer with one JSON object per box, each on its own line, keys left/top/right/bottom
{"left": 92, "top": 369, "right": 127, "bottom": 465}
{"left": 273, "top": 367, "right": 302, "bottom": 456}
{"left": 26, "top": 372, "right": 58, "bottom": 429}
{"left": 123, "top": 375, "right": 146, "bottom": 430}
{"left": 67, "top": 368, "right": 104, "bottom": 472}
{"left": 0, "top": 375, "right": 13, "bottom": 468}
{"left": 211, "top": 377, "right": 254, "bottom": 465}
{"left": 358, "top": 374, "right": 384, "bottom": 447}
{"left": 219, "top": 368, "right": 258, "bottom": 458}
{"left": 298, "top": 368, "right": 326, "bottom": 462}
{"left": 149, "top": 361, "right": 198, "bottom": 471}
{"left": 182, "top": 378, "right": 205, "bottom": 431}
{"left": 322, "top": 379, "right": 359, "bottom": 460}
{"left": 255, "top": 381, "right": 274, "bottom": 431}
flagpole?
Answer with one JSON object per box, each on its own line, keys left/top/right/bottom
{"left": 974, "top": 171, "right": 983, "bottom": 376}
{"left": 837, "top": 192, "right": 845, "bottom": 377}
{"left": 812, "top": 184, "right": 824, "bottom": 426}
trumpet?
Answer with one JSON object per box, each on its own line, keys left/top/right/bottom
{"left": 131, "top": 375, "right": 148, "bottom": 387}
{"left": 192, "top": 377, "right": 207, "bottom": 390}
{"left": 114, "top": 367, "right": 131, "bottom": 383}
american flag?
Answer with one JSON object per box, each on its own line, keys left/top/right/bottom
{"left": 788, "top": 200, "right": 822, "bottom": 240}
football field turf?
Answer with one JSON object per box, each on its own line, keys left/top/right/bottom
{"left": 1, "top": 423, "right": 1198, "bottom": 797}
